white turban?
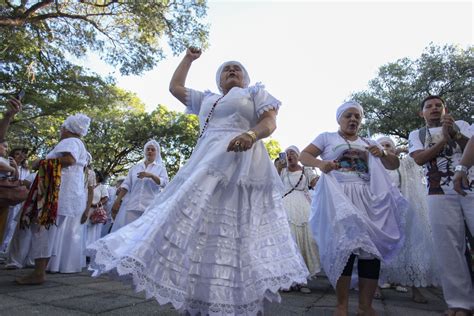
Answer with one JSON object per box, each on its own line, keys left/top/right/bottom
{"left": 63, "top": 113, "right": 91, "bottom": 137}
{"left": 143, "top": 140, "right": 163, "bottom": 166}
{"left": 215, "top": 61, "right": 250, "bottom": 93}
{"left": 285, "top": 145, "right": 300, "bottom": 155}
{"left": 336, "top": 101, "right": 364, "bottom": 123}
{"left": 377, "top": 136, "right": 396, "bottom": 148}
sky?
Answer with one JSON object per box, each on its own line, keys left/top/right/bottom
{"left": 82, "top": 0, "right": 473, "bottom": 151}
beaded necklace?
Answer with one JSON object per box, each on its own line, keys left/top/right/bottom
{"left": 199, "top": 96, "right": 224, "bottom": 138}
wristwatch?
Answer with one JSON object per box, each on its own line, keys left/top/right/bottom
{"left": 454, "top": 165, "right": 468, "bottom": 173}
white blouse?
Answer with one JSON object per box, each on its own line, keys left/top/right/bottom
{"left": 120, "top": 161, "right": 169, "bottom": 212}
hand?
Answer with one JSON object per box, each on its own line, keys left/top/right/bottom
{"left": 8, "top": 157, "right": 17, "bottom": 169}
{"left": 4, "top": 98, "right": 22, "bottom": 117}
{"left": 453, "top": 171, "right": 469, "bottom": 196}
{"left": 276, "top": 158, "right": 287, "bottom": 169}
{"left": 367, "top": 145, "right": 384, "bottom": 157}
{"left": 227, "top": 133, "right": 254, "bottom": 152}
{"left": 319, "top": 160, "right": 339, "bottom": 174}
{"left": 185, "top": 47, "right": 202, "bottom": 61}
{"left": 137, "top": 171, "right": 150, "bottom": 179}
{"left": 81, "top": 210, "right": 89, "bottom": 224}
{"left": 310, "top": 176, "right": 319, "bottom": 188}
{"left": 441, "top": 114, "right": 456, "bottom": 138}
{"left": 111, "top": 200, "right": 121, "bottom": 220}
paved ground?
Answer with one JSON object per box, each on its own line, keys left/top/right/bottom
{"left": 0, "top": 263, "right": 447, "bottom": 316}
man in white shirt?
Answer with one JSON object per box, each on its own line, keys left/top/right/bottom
{"left": 408, "top": 95, "right": 473, "bottom": 315}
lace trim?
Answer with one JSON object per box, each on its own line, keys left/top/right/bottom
{"left": 87, "top": 243, "right": 308, "bottom": 315}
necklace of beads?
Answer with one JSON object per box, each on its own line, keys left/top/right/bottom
{"left": 199, "top": 96, "right": 224, "bottom": 138}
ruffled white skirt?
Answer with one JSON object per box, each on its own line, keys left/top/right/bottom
{"left": 87, "top": 129, "right": 309, "bottom": 316}
{"left": 309, "top": 156, "right": 407, "bottom": 287}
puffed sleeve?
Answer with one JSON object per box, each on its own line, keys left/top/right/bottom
{"left": 185, "top": 88, "right": 214, "bottom": 115}
{"left": 250, "top": 83, "right": 282, "bottom": 118}
{"left": 51, "top": 138, "right": 84, "bottom": 162}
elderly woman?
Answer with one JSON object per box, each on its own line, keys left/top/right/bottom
{"left": 376, "top": 137, "right": 438, "bottom": 303}
{"left": 16, "top": 114, "right": 90, "bottom": 284}
{"left": 299, "top": 101, "right": 406, "bottom": 316}
{"left": 277, "top": 145, "right": 320, "bottom": 293}
{"left": 110, "top": 140, "right": 169, "bottom": 232}
{"left": 87, "top": 48, "right": 308, "bottom": 315}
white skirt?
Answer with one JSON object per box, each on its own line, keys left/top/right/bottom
{"left": 310, "top": 156, "right": 407, "bottom": 287}
{"left": 45, "top": 214, "right": 85, "bottom": 273}
{"left": 282, "top": 190, "right": 321, "bottom": 276}
{"left": 87, "top": 129, "right": 309, "bottom": 316}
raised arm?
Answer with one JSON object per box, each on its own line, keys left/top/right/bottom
{"left": 169, "top": 47, "right": 202, "bottom": 105}
{"left": 0, "top": 98, "right": 22, "bottom": 141}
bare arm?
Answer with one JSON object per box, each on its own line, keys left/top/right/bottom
{"left": 0, "top": 98, "right": 22, "bottom": 141}
{"left": 169, "top": 47, "right": 202, "bottom": 105}
{"left": 366, "top": 145, "right": 400, "bottom": 170}
{"left": 226, "top": 110, "right": 278, "bottom": 152}
{"left": 57, "top": 153, "right": 76, "bottom": 167}
{"left": 410, "top": 138, "right": 447, "bottom": 166}
{"left": 299, "top": 144, "right": 338, "bottom": 174}
{"left": 459, "top": 136, "right": 474, "bottom": 167}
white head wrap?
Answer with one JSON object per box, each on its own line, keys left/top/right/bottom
{"left": 63, "top": 113, "right": 91, "bottom": 137}
{"left": 336, "top": 101, "right": 364, "bottom": 123}
{"left": 377, "top": 136, "right": 396, "bottom": 148}
{"left": 143, "top": 140, "right": 163, "bottom": 166}
{"left": 285, "top": 145, "right": 300, "bottom": 155}
{"left": 215, "top": 61, "right": 250, "bottom": 93}
{"left": 86, "top": 152, "right": 92, "bottom": 165}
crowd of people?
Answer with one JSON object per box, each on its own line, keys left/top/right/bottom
{"left": 0, "top": 47, "right": 473, "bottom": 316}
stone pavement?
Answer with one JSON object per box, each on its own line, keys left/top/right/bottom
{"left": 0, "top": 265, "right": 446, "bottom": 315}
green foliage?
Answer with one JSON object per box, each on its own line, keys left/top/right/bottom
{"left": 353, "top": 44, "right": 473, "bottom": 140}
{"left": 264, "top": 138, "right": 282, "bottom": 160}
{"left": 0, "top": 1, "right": 208, "bottom": 75}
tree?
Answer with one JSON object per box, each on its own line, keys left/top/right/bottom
{"left": 352, "top": 44, "right": 473, "bottom": 141}
{"left": 0, "top": 1, "right": 209, "bottom": 128}
{"left": 264, "top": 138, "right": 282, "bottom": 160}
{"left": 0, "top": 1, "right": 208, "bottom": 75}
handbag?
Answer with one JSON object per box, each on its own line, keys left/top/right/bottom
{"left": 0, "top": 178, "right": 29, "bottom": 206}
{"left": 89, "top": 203, "right": 107, "bottom": 225}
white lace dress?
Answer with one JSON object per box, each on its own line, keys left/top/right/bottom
{"left": 380, "top": 156, "right": 439, "bottom": 287}
{"left": 87, "top": 84, "right": 309, "bottom": 316}
{"left": 281, "top": 168, "right": 321, "bottom": 276}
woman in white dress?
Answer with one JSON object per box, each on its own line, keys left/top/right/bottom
{"left": 16, "top": 113, "right": 90, "bottom": 283}
{"left": 377, "top": 137, "right": 438, "bottom": 303}
{"left": 87, "top": 48, "right": 308, "bottom": 316}
{"left": 300, "top": 101, "right": 406, "bottom": 316}
{"left": 110, "top": 140, "right": 169, "bottom": 232}
{"left": 278, "top": 145, "right": 320, "bottom": 293}
{"left": 82, "top": 171, "right": 109, "bottom": 247}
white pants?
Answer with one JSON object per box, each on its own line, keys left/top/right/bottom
{"left": 428, "top": 194, "right": 474, "bottom": 310}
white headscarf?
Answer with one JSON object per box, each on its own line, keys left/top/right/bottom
{"left": 63, "top": 113, "right": 91, "bottom": 137}
{"left": 215, "top": 61, "right": 250, "bottom": 93}
{"left": 143, "top": 140, "right": 163, "bottom": 166}
{"left": 285, "top": 145, "right": 300, "bottom": 155}
{"left": 376, "top": 136, "right": 396, "bottom": 148}
{"left": 336, "top": 101, "right": 364, "bottom": 123}
{"left": 86, "top": 152, "right": 92, "bottom": 165}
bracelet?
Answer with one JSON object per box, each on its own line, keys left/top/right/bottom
{"left": 454, "top": 165, "right": 468, "bottom": 173}
{"left": 245, "top": 130, "right": 257, "bottom": 143}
